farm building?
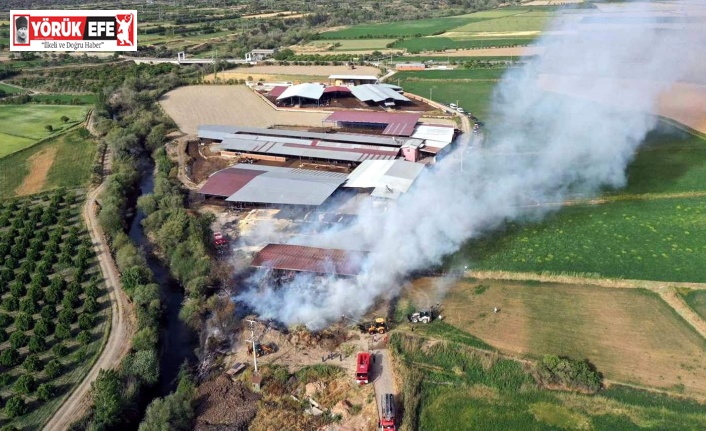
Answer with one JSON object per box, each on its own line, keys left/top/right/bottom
{"left": 329, "top": 75, "right": 379, "bottom": 86}
{"left": 323, "top": 111, "right": 422, "bottom": 136}
{"left": 252, "top": 244, "right": 368, "bottom": 277}
{"left": 276, "top": 83, "right": 326, "bottom": 106}
{"left": 199, "top": 164, "right": 347, "bottom": 207}
{"left": 344, "top": 160, "right": 425, "bottom": 200}
{"left": 350, "top": 84, "right": 412, "bottom": 107}
{"left": 245, "top": 48, "right": 276, "bottom": 62}
{"left": 396, "top": 62, "right": 426, "bottom": 71}
{"left": 411, "top": 125, "right": 457, "bottom": 154}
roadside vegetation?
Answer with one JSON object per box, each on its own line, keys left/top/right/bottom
{"left": 0, "top": 189, "right": 109, "bottom": 430}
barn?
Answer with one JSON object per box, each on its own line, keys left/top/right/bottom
{"left": 350, "top": 84, "right": 412, "bottom": 107}
{"left": 251, "top": 244, "right": 369, "bottom": 277}
{"left": 323, "top": 111, "right": 422, "bottom": 136}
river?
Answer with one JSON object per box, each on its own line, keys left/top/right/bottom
{"left": 127, "top": 162, "right": 198, "bottom": 397}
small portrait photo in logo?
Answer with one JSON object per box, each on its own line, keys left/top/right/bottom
{"left": 14, "top": 15, "right": 30, "bottom": 45}
{"left": 115, "top": 13, "right": 134, "bottom": 46}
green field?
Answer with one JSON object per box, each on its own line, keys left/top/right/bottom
{"left": 395, "top": 36, "right": 537, "bottom": 52}
{"left": 305, "top": 38, "right": 397, "bottom": 51}
{"left": 392, "top": 332, "right": 706, "bottom": 431}
{"left": 396, "top": 68, "right": 508, "bottom": 80}
{"left": 0, "top": 83, "right": 26, "bottom": 95}
{"left": 0, "top": 105, "right": 88, "bottom": 158}
{"left": 29, "top": 94, "right": 97, "bottom": 105}
{"left": 319, "top": 15, "right": 479, "bottom": 39}
{"left": 451, "top": 13, "right": 554, "bottom": 32}
{"left": 393, "top": 55, "right": 534, "bottom": 63}
{"left": 0, "top": 128, "right": 98, "bottom": 197}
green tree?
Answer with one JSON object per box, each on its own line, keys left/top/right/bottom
{"left": 37, "top": 383, "right": 55, "bottom": 402}
{"left": 77, "top": 330, "right": 92, "bottom": 345}
{"left": 0, "top": 348, "right": 20, "bottom": 367}
{"left": 14, "top": 374, "right": 36, "bottom": 395}
{"left": 0, "top": 328, "right": 7, "bottom": 343}
{"left": 138, "top": 366, "right": 196, "bottom": 431}
{"left": 34, "top": 318, "right": 53, "bottom": 337}
{"left": 9, "top": 331, "right": 28, "bottom": 349}
{"left": 146, "top": 124, "right": 167, "bottom": 151}
{"left": 55, "top": 323, "right": 72, "bottom": 340}
{"left": 14, "top": 313, "right": 33, "bottom": 331}
{"left": 58, "top": 308, "right": 77, "bottom": 325}
{"left": 45, "top": 125, "right": 53, "bottom": 132}
{"left": 45, "top": 359, "right": 63, "bottom": 379}
{"left": 4, "top": 396, "right": 26, "bottom": 418}
{"left": 91, "top": 369, "right": 124, "bottom": 428}
{"left": 78, "top": 313, "right": 95, "bottom": 330}
{"left": 132, "top": 326, "right": 158, "bottom": 352}
{"left": 60, "top": 115, "right": 69, "bottom": 123}
{"left": 125, "top": 350, "right": 159, "bottom": 386}
{"left": 23, "top": 354, "right": 42, "bottom": 372}
{"left": 84, "top": 296, "right": 99, "bottom": 313}
{"left": 28, "top": 335, "right": 48, "bottom": 353}
{"left": 41, "top": 304, "right": 57, "bottom": 320}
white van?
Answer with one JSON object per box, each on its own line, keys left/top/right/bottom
{"left": 456, "top": 107, "right": 465, "bottom": 113}
{"left": 449, "top": 103, "right": 457, "bottom": 109}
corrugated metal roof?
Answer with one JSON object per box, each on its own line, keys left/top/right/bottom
{"left": 224, "top": 165, "right": 346, "bottom": 206}
{"left": 218, "top": 137, "right": 400, "bottom": 163}
{"left": 198, "top": 125, "right": 240, "bottom": 141}
{"left": 252, "top": 244, "right": 368, "bottom": 276}
{"left": 396, "top": 62, "right": 425, "bottom": 68}
{"left": 411, "top": 125, "right": 456, "bottom": 149}
{"left": 323, "top": 86, "right": 352, "bottom": 94}
{"left": 325, "top": 111, "right": 421, "bottom": 127}
{"left": 269, "top": 86, "right": 289, "bottom": 98}
{"left": 328, "top": 75, "right": 379, "bottom": 81}
{"left": 199, "top": 166, "right": 268, "bottom": 197}
{"left": 344, "top": 160, "right": 424, "bottom": 199}
{"left": 277, "top": 83, "right": 325, "bottom": 101}
{"left": 230, "top": 127, "right": 406, "bottom": 147}
{"left": 382, "top": 122, "right": 416, "bottom": 136}
{"left": 350, "top": 84, "right": 410, "bottom": 103}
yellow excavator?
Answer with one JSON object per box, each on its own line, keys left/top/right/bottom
{"left": 359, "top": 317, "right": 389, "bottom": 335}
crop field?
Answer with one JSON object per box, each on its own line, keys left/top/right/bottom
{"left": 318, "top": 15, "right": 478, "bottom": 39}
{"left": 392, "top": 330, "right": 706, "bottom": 431}
{"left": 450, "top": 12, "right": 556, "bottom": 33}
{"left": 304, "top": 38, "right": 397, "bottom": 51}
{"left": 0, "top": 190, "right": 109, "bottom": 429}
{"left": 409, "top": 278, "right": 706, "bottom": 395}
{"left": 0, "top": 105, "right": 88, "bottom": 158}
{"left": 0, "top": 128, "right": 98, "bottom": 198}
{"left": 394, "top": 36, "right": 537, "bottom": 52}
{"left": 396, "top": 69, "right": 509, "bottom": 80}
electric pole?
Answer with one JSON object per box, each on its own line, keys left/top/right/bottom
{"left": 246, "top": 319, "right": 259, "bottom": 374}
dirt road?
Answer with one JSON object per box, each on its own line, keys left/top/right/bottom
{"left": 372, "top": 348, "right": 396, "bottom": 428}
{"left": 42, "top": 182, "right": 135, "bottom": 431}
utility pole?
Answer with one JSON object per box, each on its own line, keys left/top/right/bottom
{"left": 246, "top": 319, "right": 259, "bottom": 374}
{"left": 429, "top": 87, "right": 433, "bottom": 101}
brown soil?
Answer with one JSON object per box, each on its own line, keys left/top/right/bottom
{"left": 15, "top": 145, "right": 58, "bottom": 196}
{"left": 187, "top": 140, "right": 234, "bottom": 183}
{"left": 195, "top": 375, "right": 261, "bottom": 431}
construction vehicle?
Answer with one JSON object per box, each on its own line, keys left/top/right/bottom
{"left": 247, "top": 342, "right": 275, "bottom": 358}
{"left": 380, "top": 393, "right": 396, "bottom": 430}
{"left": 408, "top": 305, "right": 441, "bottom": 324}
{"left": 359, "top": 317, "right": 389, "bottom": 334}
{"left": 355, "top": 352, "right": 371, "bottom": 384}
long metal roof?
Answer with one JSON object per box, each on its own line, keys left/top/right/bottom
{"left": 252, "top": 244, "right": 368, "bottom": 276}
{"left": 198, "top": 124, "right": 240, "bottom": 140}
{"left": 223, "top": 165, "right": 347, "bottom": 206}
{"left": 344, "top": 160, "right": 424, "bottom": 200}
{"left": 350, "top": 84, "right": 410, "bottom": 103}
{"left": 199, "top": 166, "right": 267, "bottom": 197}
{"left": 411, "top": 125, "right": 455, "bottom": 150}
{"left": 225, "top": 126, "right": 408, "bottom": 147}
{"left": 277, "top": 83, "right": 325, "bottom": 101}
{"left": 218, "top": 136, "right": 400, "bottom": 163}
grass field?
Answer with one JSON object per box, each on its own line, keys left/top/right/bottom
{"left": 393, "top": 55, "right": 533, "bottom": 62}
{"left": 409, "top": 278, "right": 706, "bottom": 395}
{"left": 0, "top": 128, "right": 97, "bottom": 197}
{"left": 392, "top": 329, "right": 706, "bottom": 431}
{"left": 682, "top": 290, "right": 706, "bottom": 322}
{"left": 0, "top": 105, "right": 88, "bottom": 159}
{"left": 0, "top": 83, "right": 26, "bottom": 95}
{"left": 451, "top": 13, "right": 555, "bottom": 32}
{"left": 29, "top": 94, "right": 97, "bottom": 105}
{"left": 395, "top": 36, "right": 537, "bottom": 52}
{"left": 319, "top": 15, "right": 479, "bottom": 39}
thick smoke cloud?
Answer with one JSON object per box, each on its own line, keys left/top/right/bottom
{"left": 237, "top": 1, "right": 706, "bottom": 328}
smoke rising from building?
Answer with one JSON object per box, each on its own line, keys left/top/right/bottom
{"left": 237, "top": 1, "right": 706, "bottom": 328}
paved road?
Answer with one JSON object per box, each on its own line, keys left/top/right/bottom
{"left": 372, "top": 348, "right": 396, "bottom": 429}
{"left": 42, "top": 173, "right": 135, "bottom": 430}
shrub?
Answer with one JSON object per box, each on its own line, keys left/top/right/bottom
{"left": 0, "top": 329, "right": 7, "bottom": 343}
{"left": 41, "top": 304, "right": 57, "bottom": 320}
{"left": 78, "top": 313, "right": 95, "bottom": 330}
{"left": 58, "top": 308, "right": 77, "bottom": 325}
{"left": 19, "top": 297, "right": 37, "bottom": 314}
{"left": 4, "top": 396, "right": 26, "bottom": 418}
{"left": 55, "top": 323, "right": 72, "bottom": 340}
{"left": 0, "top": 348, "right": 20, "bottom": 367}
{"left": 45, "top": 359, "right": 63, "bottom": 379}
{"left": 84, "top": 296, "right": 99, "bottom": 313}
{"left": 536, "top": 355, "right": 603, "bottom": 393}
{"left": 9, "top": 331, "right": 28, "bottom": 349}
{"left": 28, "top": 335, "right": 48, "bottom": 353}
{"left": 0, "top": 313, "right": 12, "bottom": 327}
{"left": 9, "top": 281, "right": 26, "bottom": 298}
{"left": 34, "top": 318, "right": 53, "bottom": 337}
{"left": 37, "top": 383, "right": 55, "bottom": 402}
{"left": 14, "top": 374, "right": 36, "bottom": 395}
{"left": 77, "top": 330, "right": 92, "bottom": 345}
{"left": 14, "top": 313, "right": 34, "bottom": 331}
{"left": 3, "top": 296, "right": 18, "bottom": 312}
{"left": 23, "top": 354, "right": 43, "bottom": 372}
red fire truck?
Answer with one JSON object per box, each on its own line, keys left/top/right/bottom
{"left": 380, "top": 393, "right": 396, "bottom": 430}
{"left": 355, "top": 352, "right": 371, "bottom": 385}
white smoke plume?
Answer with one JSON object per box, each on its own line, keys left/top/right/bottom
{"left": 237, "top": 1, "right": 706, "bottom": 328}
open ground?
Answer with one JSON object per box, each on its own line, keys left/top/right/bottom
{"left": 407, "top": 278, "right": 706, "bottom": 396}
{"left": 159, "top": 86, "right": 330, "bottom": 135}
{"left": 205, "top": 65, "right": 381, "bottom": 83}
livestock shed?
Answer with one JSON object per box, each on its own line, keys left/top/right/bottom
{"left": 329, "top": 75, "right": 379, "bottom": 86}
{"left": 276, "top": 83, "right": 326, "bottom": 106}
{"left": 345, "top": 160, "right": 425, "bottom": 200}
{"left": 199, "top": 164, "right": 347, "bottom": 207}
{"left": 252, "top": 244, "right": 369, "bottom": 277}
{"left": 323, "top": 111, "right": 422, "bottom": 136}
{"left": 350, "top": 84, "right": 411, "bottom": 107}
{"left": 411, "top": 125, "right": 457, "bottom": 153}
{"left": 396, "top": 62, "right": 426, "bottom": 71}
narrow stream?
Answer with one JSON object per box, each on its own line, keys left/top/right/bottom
{"left": 127, "top": 162, "right": 198, "bottom": 397}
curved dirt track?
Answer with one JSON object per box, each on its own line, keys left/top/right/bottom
{"left": 42, "top": 181, "right": 134, "bottom": 431}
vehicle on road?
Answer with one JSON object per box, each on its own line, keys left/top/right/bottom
{"left": 380, "top": 393, "right": 396, "bottom": 430}
{"left": 356, "top": 351, "right": 371, "bottom": 384}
